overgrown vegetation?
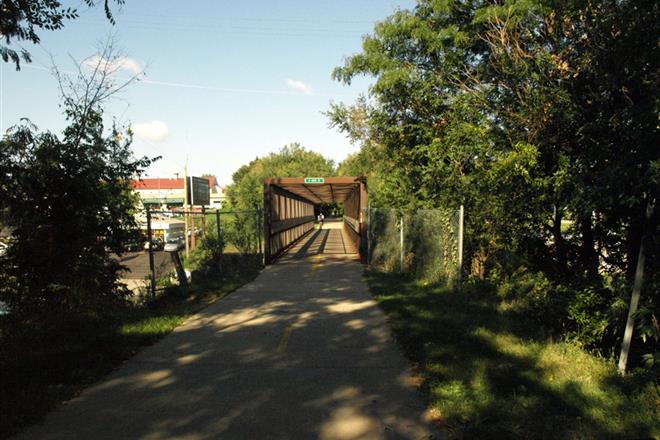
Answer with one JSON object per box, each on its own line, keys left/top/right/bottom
{"left": 367, "top": 271, "right": 659, "bottom": 439}
{"left": 0, "top": 46, "right": 155, "bottom": 332}
{"left": 330, "top": 0, "right": 659, "bottom": 373}
{"left": 226, "top": 142, "right": 336, "bottom": 211}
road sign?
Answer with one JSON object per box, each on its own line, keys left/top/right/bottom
{"left": 187, "top": 176, "right": 210, "bottom": 206}
{"left": 304, "top": 177, "right": 325, "bottom": 184}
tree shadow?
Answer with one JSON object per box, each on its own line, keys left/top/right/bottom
{"left": 366, "top": 271, "right": 658, "bottom": 439}
{"left": 7, "top": 253, "right": 436, "bottom": 439}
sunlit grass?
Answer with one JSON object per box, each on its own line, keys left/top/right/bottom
{"left": 366, "top": 271, "right": 659, "bottom": 439}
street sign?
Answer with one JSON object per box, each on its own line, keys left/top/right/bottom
{"left": 187, "top": 176, "right": 210, "bottom": 206}
{"left": 304, "top": 177, "right": 325, "bottom": 184}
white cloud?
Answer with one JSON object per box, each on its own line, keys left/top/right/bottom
{"left": 83, "top": 55, "right": 144, "bottom": 75}
{"left": 131, "top": 120, "right": 169, "bottom": 142}
{"left": 285, "top": 78, "right": 314, "bottom": 96}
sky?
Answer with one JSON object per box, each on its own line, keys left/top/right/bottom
{"left": 1, "top": 0, "right": 416, "bottom": 185}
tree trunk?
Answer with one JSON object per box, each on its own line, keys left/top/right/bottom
{"left": 579, "top": 214, "right": 598, "bottom": 277}
{"left": 551, "top": 206, "right": 566, "bottom": 272}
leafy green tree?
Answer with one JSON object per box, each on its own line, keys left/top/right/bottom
{"left": 227, "top": 143, "right": 336, "bottom": 211}
{"left": 224, "top": 143, "right": 335, "bottom": 254}
{"left": 1, "top": 0, "right": 124, "bottom": 69}
{"left": 330, "top": 0, "right": 658, "bottom": 359}
{"left": 0, "top": 53, "right": 154, "bottom": 325}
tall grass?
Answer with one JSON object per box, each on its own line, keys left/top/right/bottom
{"left": 366, "top": 271, "right": 659, "bottom": 439}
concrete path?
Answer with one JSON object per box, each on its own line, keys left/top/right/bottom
{"left": 17, "top": 225, "right": 436, "bottom": 439}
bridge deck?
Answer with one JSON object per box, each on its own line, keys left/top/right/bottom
{"left": 282, "top": 219, "right": 357, "bottom": 261}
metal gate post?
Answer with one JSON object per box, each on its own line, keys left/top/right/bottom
{"left": 400, "top": 212, "right": 404, "bottom": 273}
{"left": 215, "top": 210, "right": 222, "bottom": 256}
{"left": 457, "top": 205, "right": 464, "bottom": 293}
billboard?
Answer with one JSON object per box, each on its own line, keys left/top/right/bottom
{"left": 187, "top": 176, "right": 210, "bottom": 206}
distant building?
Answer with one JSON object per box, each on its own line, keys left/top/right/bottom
{"left": 131, "top": 176, "right": 227, "bottom": 210}
{"left": 202, "top": 175, "right": 228, "bottom": 209}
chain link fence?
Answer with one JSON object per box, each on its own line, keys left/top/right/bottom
{"left": 117, "top": 208, "right": 263, "bottom": 298}
{"left": 366, "top": 207, "right": 463, "bottom": 287}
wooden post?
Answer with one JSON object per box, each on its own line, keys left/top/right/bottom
{"left": 146, "top": 208, "right": 156, "bottom": 299}
{"left": 170, "top": 251, "right": 188, "bottom": 287}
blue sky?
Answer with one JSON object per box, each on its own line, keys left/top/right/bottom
{"left": 1, "top": 0, "right": 415, "bottom": 185}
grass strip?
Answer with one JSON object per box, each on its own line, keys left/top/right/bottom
{"left": 0, "top": 266, "right": 260, "bottom": 439}
{"left": 365, "top": 270, "right": 659, "bottom": 439}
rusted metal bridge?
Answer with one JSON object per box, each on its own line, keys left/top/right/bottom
{"left": 263, "top": 177, "right": 368, "bottom": 264}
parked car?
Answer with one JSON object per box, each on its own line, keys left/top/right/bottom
{"left": 164, "top": 236, "right": 185, "bottom": 252}
{"left": 143, "top": 238, "right": 164, "bottom": 251}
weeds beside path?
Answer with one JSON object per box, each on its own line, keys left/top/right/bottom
{"left": 366, "top": 270, "right": 659, "bottom": 439}
{"left": 0, "top": 261, "right": 261, "bottom": 440}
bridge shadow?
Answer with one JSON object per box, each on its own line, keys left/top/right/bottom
{"left": 284, "top": 224, "right": 357, "bottom": 262}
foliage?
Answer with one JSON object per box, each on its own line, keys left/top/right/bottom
{"left": 330, "top": 0, "right": 659, "bottom": 367}
{"left": 226, "top": 142, "right": 336, "bottom": 211}
{"left": 0, "top": 73, "right": 153, "bottom": 326}
{"left": 1, "top": 0, "right": 124, "bottom": 69}
{"left": 367, "top": 270, "right": 659, "bottom": 439}
{"left": 222, "top": 211, "right": 260, "bottom": 255}
{"left": 187, "top": 232, "right": 224, "bottom": 274}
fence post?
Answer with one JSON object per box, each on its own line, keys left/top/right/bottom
{"left": 201, "top": 205, "right": 206, "bottom": 239}
{"left": 400, "top": 212, "right": 404, "bottom": 273}
{"left": 457, "top": 205, "right": 464, "bottom": 293}
{"left": 146, "top": 208, "right": 156, "bottom": 299}
{"left": 367, "top": 204, "right": 371, "bottom": 265}
{"left": 215, "top": 210, "right": 222, "bottom": 255}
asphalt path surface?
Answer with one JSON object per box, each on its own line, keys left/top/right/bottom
{"left": 17, "top": 223, "right": 436, "bottom": 439}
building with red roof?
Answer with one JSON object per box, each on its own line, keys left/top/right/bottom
{"left": 131, "top": 176, "right": 227, "bottom": 209}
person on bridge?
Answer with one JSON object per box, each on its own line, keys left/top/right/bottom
{"left": 317, "top": 212, "right": 325, "bottom": 229}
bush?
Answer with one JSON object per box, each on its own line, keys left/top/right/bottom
{"left": 495, "top": 267, "right": 571, "bottom": 337}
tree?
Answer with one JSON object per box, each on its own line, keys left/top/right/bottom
{"left": 0, "top": 45, "right": 154, "bottom": 325}
{"left": 227, "top": 143, "right": 336, "bottom": 211}
{"left": 330, "top": 0, "right": 658, "bottom": 359}
{"left": 1, "top": 0, "right": 124, "bottom": 69}
{"left": 224, "top": 143, "right": 335, "bottom": 254}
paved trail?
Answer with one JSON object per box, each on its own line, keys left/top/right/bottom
{"left": 17, "top": 223, "right": 435, "bottom": 439}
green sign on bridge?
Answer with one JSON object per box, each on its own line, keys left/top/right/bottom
{"left": 304, "top": 177, "right": 325, "bottom": 184}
